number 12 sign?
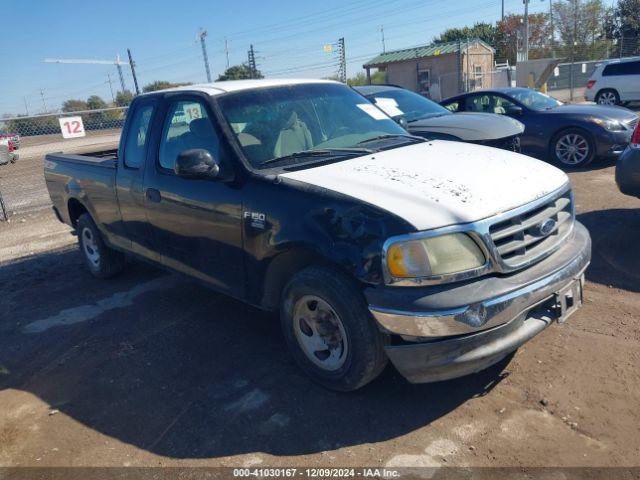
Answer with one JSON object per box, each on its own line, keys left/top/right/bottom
{"left": 58, "top": 116, "right": 86, "bottom": 139}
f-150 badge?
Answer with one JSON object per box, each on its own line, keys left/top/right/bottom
{"left": 244, "top": 211, "right": 266, "bottom": 230}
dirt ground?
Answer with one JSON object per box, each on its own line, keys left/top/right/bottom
{"left": 0, "top": 160, "right": 639, "bottom": 471}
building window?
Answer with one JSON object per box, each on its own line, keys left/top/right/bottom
{"left": 417, "top": 68, "right": 430, "bottom": 95}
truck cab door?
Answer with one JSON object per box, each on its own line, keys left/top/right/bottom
{"left": 115, "top": 97, "right": 160, "bottom": 260}
{"left": 143, "top": 95, "right": 244, "bottom": 296}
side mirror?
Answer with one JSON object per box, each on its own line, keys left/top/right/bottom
{"left": 506, "top": 105, "right": 523, "bottom": 116}
{"left": 175, "top": 149, "right": 221, "bottom": 180}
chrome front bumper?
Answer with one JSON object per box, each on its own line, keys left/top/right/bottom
{"left": 368, "top": 222, "right": 591, "bottom": 339}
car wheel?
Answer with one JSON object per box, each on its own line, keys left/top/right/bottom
{"left": 551, "top": 128, "right": 595, "bottom": 168}
{"left": 280, "top": 266, "right": 389, "bottom": 391}
{"left": 77, "top": 213, "right": 125, "bottom": 278}
{"left": 596, "top": 89, "right": 619, "bottom": 105}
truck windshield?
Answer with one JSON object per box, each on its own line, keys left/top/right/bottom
{"left": 216, "top": 83, "right": 409, "bottom": 169}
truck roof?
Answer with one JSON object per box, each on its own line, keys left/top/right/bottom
{"left": 143, "top": 78, "right": 339, "bottom": 97}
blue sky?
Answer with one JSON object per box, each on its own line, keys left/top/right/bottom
{"left": 0, "top": 0, "right": 551, "bottom": 116}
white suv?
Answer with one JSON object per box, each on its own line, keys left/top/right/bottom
{"left": 585, "top": 57, "right": 640, "bottom": 105}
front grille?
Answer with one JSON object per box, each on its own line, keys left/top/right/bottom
{"left": 476, "top": 134, "right": 521, "bottom": 152}
{"left": 488, "top": 189, "right": 573, "bottom": 269}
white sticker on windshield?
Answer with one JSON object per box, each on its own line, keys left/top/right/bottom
{"left": 357, "top": 103, "right": 389, "bottom": 120}
{"left": 374, "top": 97, "right": 404, "bottom": 117}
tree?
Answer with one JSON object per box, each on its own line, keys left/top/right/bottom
{"left": 86, "top": 95, "right": 108, "bottom": 110}
{"left": 217, "top": 64, "right": 263, "bottom": 81}
{"left": 115, "top": 90, "right": 134, "bottom": 107}
{"left": 606, "top": 0, "right": 640, "bottom": 55}
{"left": 142, "top": 80, "right": 192, "bottom": 93}
{"left": 553, "top": 0, "right": 605, "bottom": 45}
{"left": 347, "top": 71, "right": 386, "bottom": 86}
{"left": 434, "top": 22, "right": 498, "bottom": 47}
{"left": 62, "top": 99, "right": 88, "bottom": 113}
{"left": 495, "top": 13, "right": 551, "bottom": 63}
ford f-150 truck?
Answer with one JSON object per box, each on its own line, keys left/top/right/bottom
{"left": 44, "top": 79, "right": 591, "bottom": 391}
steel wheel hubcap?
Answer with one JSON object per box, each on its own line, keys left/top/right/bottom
{"left": 292, "top": 295, "right": 348, "bottom": 371}
{"left": 81, "top": 227, "right": 100, "bottom": 267}
{"left": 598, "top": 92, "right": 616, "bottom": 105}
{"left": 556, "top": 133, "right": 589, "bottom": 165}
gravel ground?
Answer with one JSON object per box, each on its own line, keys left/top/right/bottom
{"left": 0, "top": 160, "right": 639, "bottom": 472}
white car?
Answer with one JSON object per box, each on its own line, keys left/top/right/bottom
{"left": 585, "top": 57, "right": 640, "bottom": 105}
{"left": 0, "top": 138, "right": 18, "bottom": 165}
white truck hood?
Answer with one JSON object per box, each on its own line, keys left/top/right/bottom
{"left": 280, "top": 141, "right": 569, "bottom": 231}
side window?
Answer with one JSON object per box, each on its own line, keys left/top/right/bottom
{"left": 158, "top": 99, "right": 221, "bottom": 171}
{"left": 621, "top": 61, "right": 640, "bottom": 75}
{"left": 465, "top": 94, "right": 513, "bottom": 114}
{"left": 603, "top": 63, "right": 620, "bottom": 76}
{"left": 123, "top": 104, "right": 154, "bottom": 168}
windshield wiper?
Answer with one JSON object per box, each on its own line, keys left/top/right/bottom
{"left": 407, "top": 113, "right": 448, "bottom": 123}
{"left": 356, "top": 133, "right": 426, "bottom": 145}
{"left": 261, "top": 147, "right": 374, "bottom": 166}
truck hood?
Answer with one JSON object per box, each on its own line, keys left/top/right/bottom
{"left": 280, "top": 141, "right": 568, "bottom": 231}
{"left": 408, "top": 112, "right": 524, "bottom": 141}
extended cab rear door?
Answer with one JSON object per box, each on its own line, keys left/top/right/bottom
{"left": 116, "top": 97, "right": 159, "bottom": 260}
{"left": 143, "top": 93, "right": 245, "bottom": 296}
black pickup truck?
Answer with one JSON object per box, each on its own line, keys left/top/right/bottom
{"left": 45, "top": 79, "right": 591, "bottom": 391}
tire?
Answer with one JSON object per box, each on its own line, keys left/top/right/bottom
{"left": 595, "top": 89, "right": 619, "bottom": 106}
{"left": 76, "top": 213, "right": 125, "bottom": 278}
{"left": 9, "top": 154, "right": 17, "bottom": 164}
{"left": 550, "top": 128, "right": 596, "bottom": 168}
{"left": 280, "top": 266, "right": 389, "bottom": 391}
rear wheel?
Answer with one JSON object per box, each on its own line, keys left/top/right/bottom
{"left": 596, "top": 89, "right": 619, "bottom": 105}
{"left": 551, "top": 128, "right": 595, "bottom": 168}
{"left": 280, "top": 266, "right": 389, "bottom": 391}
{"left": 77, "top": 213, "right": 125, "bottom": 278}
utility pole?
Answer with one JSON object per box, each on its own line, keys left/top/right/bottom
{"left": 106, "top": 73, "right": 115, "bottom": 103}
{"left": 23, "top": 97, "right": 29, "bottom": 116}
{"left": 127, "top": 49, "right": 140, "bottom": 95}
{"left": 39, "top": 89, "right": 47, "bottom": 113}
{"left": 199, "top": 29, "right": 212, "bottom": 82}
{"left": 115, "top": 53, "right": 127, "bottom": 93}
{"left": 224, "top": 37, "right": 230, "bottom": 69}
{"left": 248, "top": 44, "right": 257, "bottom": 79}
{"left": 570, "top": 0, "right": 577, "bottom": 100}
{"left": 501, "top": 0, "right": 505, "bottom": 21}
{"left": 379, "top": 25, "right": 386, "bottom": 53}
{"left": 549, "top": 0, "right": 555, "bottom": 58}
{"left": 523, "top": 0, "right": 530, "bottom": 61}
{"left": 337, "top": 37, "right": 346, "bottom": 83}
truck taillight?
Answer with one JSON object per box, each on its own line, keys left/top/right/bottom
{"left": 8, "top": 141, "right": 14, "bottom": 152}
{"left": 586, "top": 80, "right": 596, "bottom": 89}
{"left": 631, "top": 122, "right": 640, "bottom": 148}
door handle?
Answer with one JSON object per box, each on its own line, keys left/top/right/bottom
{"left": 146, "top": 188, "right": 161, "bottom": 203}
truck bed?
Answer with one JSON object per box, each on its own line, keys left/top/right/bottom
{"left": 44, "top": 150, "right": 119, "bottom": 228}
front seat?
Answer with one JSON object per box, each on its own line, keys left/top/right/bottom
{"left": 188, "top": 117, "right": 220, "bottom": 157}
{"left": 273, "top": 111, "right": 313, "bottom": 158}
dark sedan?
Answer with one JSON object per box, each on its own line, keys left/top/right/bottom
{"left": 616, "top": 121, "right": 640, "bottom": 197}
{"left": 441, "top": 88, "right": 639, "bottom": 168}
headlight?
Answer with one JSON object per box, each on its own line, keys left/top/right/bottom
{"left": 591, "top": 117, "right": 625, "bottom": 131}
{"left": 386, "top": 233, "right": 486, "bottom": 279}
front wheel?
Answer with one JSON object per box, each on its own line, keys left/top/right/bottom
{"left": 595, "top": 89, "right": 619, "bottom": 105}
{"left": 551, "top": 128, "right": 595, "bottom": 168}
{"left": 77, "top": 213, "right": 125, "bottom": 278}
{"left": 280, "top": 266, "right": 389, "bottom": 391}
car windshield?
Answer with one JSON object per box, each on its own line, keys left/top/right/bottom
{"left": 364, "top": 89, "right": 451, "bottom": 122}
{"left": 216, "top": 83, "right": 411, "bottom": 169}
{"left": 509, "top": 89, "right": 562, "bottom": 110}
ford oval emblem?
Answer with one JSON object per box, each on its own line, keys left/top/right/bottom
{"left": 537, "top": 218, "right": 556, "bottom": 237}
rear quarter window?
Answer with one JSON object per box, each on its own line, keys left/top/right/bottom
{"left": 603, "top": 61, "right": 640, "bottom": 76}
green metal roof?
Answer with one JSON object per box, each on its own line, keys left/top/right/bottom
{"left": 363, "top": 38, "right": 494, "bottom": 67}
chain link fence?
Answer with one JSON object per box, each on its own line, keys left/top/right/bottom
{"left": 0, "top": 107, "right": 126, "bottom": 221}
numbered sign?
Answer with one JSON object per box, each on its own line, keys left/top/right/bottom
{"left": 59, "top": 116, "right": 86, "bottom": 139}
